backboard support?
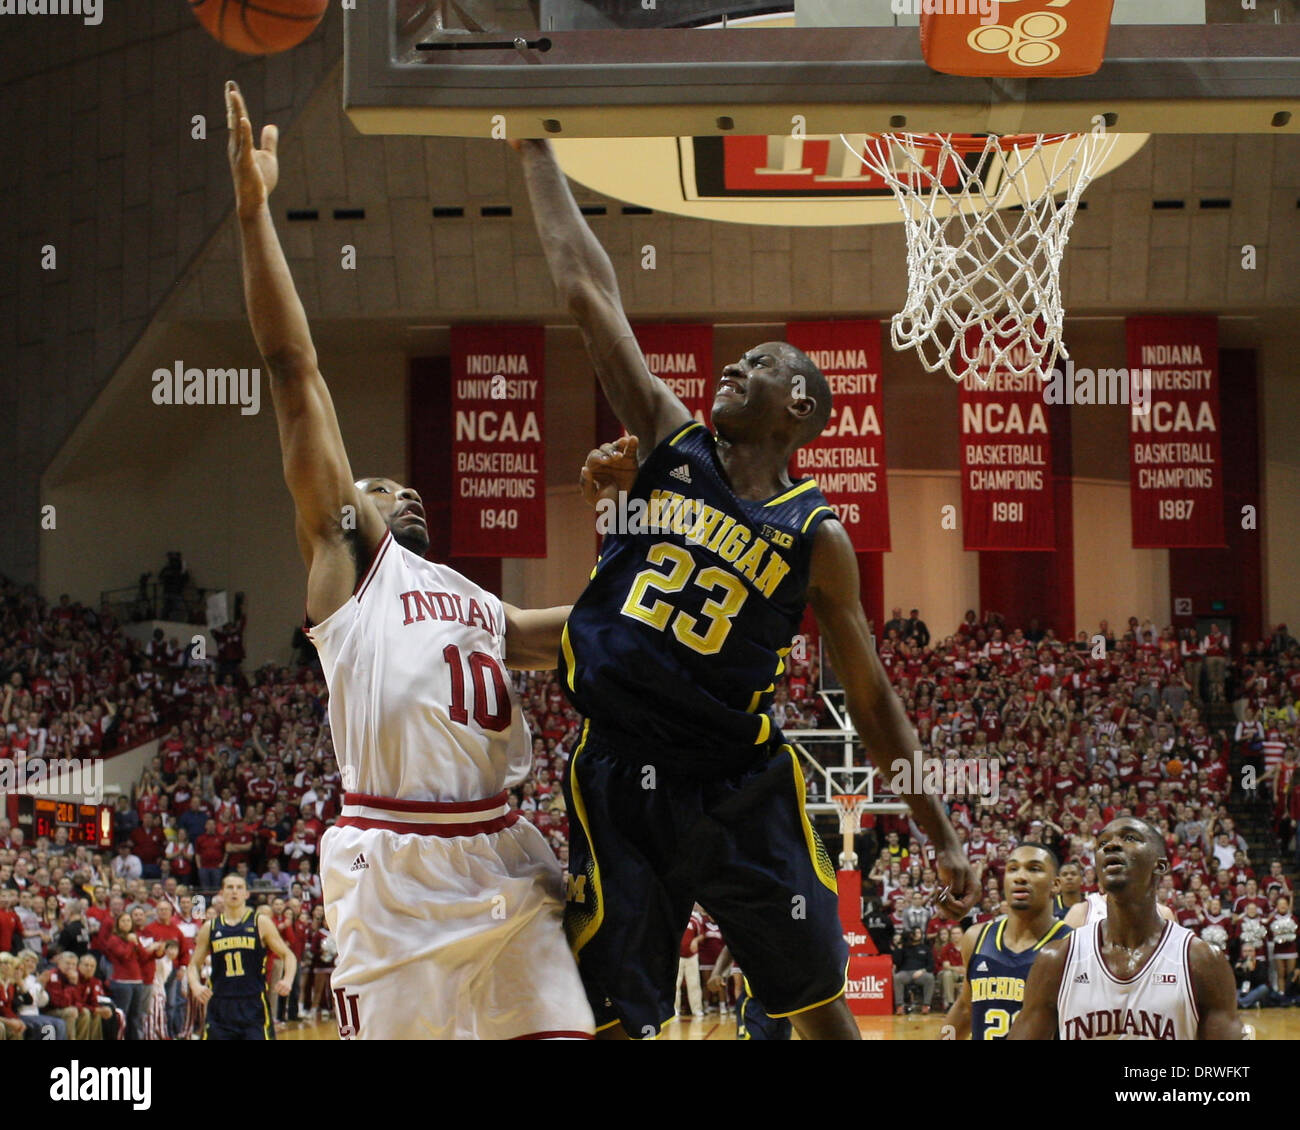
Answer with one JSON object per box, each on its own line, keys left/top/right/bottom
{"left": 346, "top": 1, "right": 1300, "bottom": 139}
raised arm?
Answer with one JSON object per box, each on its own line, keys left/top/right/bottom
{"left": 807, "top": 520, "right": 975, "bottom": 919}
{"left": 226, "top": 82, "right": 385, "bottom": 622}
{"left": 1189, "top": 936, "right": 1245, "bottom": 1039}
{"left": 1006, "top": 937, "right": 1068, "bottom": 1039}
{"left": 513, "top": 140, "right": 689, "bottom": 450}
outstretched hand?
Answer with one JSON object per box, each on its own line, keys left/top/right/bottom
{"left": 580, "top": 435, "right": 640, "bottom": 509}
{"left": 226, "top": 81, "right": 279, "bottom": 219}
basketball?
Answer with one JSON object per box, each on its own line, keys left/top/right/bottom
{"left": 1166, "top": 758, "right": 1184, "bottom": 778}
{"left": 189, "top": 0, "right": 328, "bottom": 56}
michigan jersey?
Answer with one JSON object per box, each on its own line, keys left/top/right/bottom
{"left": 559, "top": 421, "right": 838, "bottom": 775}
{"left": 968, "top": 915, "right": 1071, "bottom": 1040}
{"left": 209, "top": 909, "right": 267, "bottom": 998}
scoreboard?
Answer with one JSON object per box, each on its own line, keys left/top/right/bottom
{"left": 5, "top": 795, "right": 113, "bottom": 848}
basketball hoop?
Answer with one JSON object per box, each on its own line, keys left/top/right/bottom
{"left": 841, "top": 130, "right": 1118, "bottom": 385}
{"left": 832, "top": 794, "right": 870, "bottom": 871}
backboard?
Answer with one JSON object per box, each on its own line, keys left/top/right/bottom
{"left": 346, "top": 0, "right": 1300, "bottom": 139}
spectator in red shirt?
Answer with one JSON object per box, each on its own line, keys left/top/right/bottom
{"left": 195, "top": 818, "right": 226, "bottom": 891}
{"left": 131, "top": 813, "right": 165, "bottom": 880}
{"left": 45, "top": 951, "right": 96, "bottom": 1040}
{"left": 76, "top": 953, "right": 117, "bottom": 1040}
{"left": 102, "top": 911, "right": 151, "bottom": 1040}
{"left": 0, "top": 889, "right": 21, "bottom": 954}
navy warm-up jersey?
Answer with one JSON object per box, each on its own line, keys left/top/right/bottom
{"left": 967, "top": 915, "right": 1070, "bottom": 1040}
{"left": 560, "top": 420, "right": 837, "bottom": 775}
{"left": 209, "top": 909, "right": 268, "bottom": 998}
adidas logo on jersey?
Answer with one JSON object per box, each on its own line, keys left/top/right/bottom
{"left": 1074, "top": 972, "right": 1089, "bottom": 984}
{"left": 669, "top": 464, "right": 692, "bottom": 484}
{"left": 975, "top": 960, "right": 989, "bottom": 972}
{"left": 350, "top": 853, "right": 369, "bottom": 872}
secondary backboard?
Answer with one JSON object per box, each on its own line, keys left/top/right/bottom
{"left": 346, "top": 0, "right": 1300, "bottom": 139}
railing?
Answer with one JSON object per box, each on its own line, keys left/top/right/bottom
{"left": 99, "top": 581, "right": 220, "bottom": 626}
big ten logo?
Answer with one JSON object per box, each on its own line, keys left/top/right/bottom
{"left": 761, "top": 524, "right": 795, "bottom": 550}
{"left": 565, "top": 873, "right": 588, "bottom": 904}
{"left": 968, "top": 0, "right": 1071, "bottom": 68}
{"left": 333, "top": 987, "right": 362, "bottom": 1039}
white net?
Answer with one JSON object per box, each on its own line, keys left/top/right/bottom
{"left": 843, "top": 130, "right": 1118, "bottom": 385}
{"left": 833, "top": 795, "right": 870, "bottom": 870}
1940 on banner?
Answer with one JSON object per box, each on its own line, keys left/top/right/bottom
{"left": 451, "top": 325, "right": 546, "bottom": 557}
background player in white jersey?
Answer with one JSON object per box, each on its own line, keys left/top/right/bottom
{"left": 1010, "top": 817, "right": 1242, "bottom": 1040}
{"left": 1065, "top": 884, "right": 1177, "bottom": 928}
{"left": 226, "top": 84, "right": 634, "bottom": 1039}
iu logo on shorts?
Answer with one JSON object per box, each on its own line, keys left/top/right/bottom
{"left": 334, "top": 987, "right": 362, "bottom": 1039}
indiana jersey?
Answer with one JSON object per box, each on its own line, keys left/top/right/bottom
{"left": 559, "top": 421, "right": 837, "bottom": 775}
{"left": 968, "top": 914, "right": 1070, "bottom": 1040}
{"left": 1058, "top": 919, "right": 1199, "bottom": 1040}
{"left": 307, "top": 530, "right": 531, "bottom": 802}
{"left": 209, "top": 909, "right": 267, "bottom": 998}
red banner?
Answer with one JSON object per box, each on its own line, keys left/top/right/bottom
{"left": 959, "top": 331, "right": 1055, "bottom": 550}
{"left": 1127, "top": 317, "right": 1225, "bottom": 548}
{"left": 450, "top": 325, "right": 546, "bottom": 557}
{"left": 634, "top": 323, "right": 713, "bottom": 429}
{"left": 785, "top": 320, "right": 891, "bottom": 552}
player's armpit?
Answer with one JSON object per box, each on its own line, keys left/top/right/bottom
{"left": 1189, "top": 936, "right": 1245, "bottom": 1040}
{"left": 503, "top": 604, "right": 572, "bottom": 670}
{"left": 1006, "top": 938, "right": 1069, "bottom": 1040}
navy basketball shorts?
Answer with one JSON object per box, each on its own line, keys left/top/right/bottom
{"left": 736, "top": 983, "right": 793, "bottom": 1041}
{"left": 562, "top": 730, "right": 848, "bottom": 1038}
{"left": 204, "top": 993, "right": 274, "bottom": 1041}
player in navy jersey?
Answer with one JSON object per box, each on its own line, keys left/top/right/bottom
{"left": 1052, "top": 861, "right": 1084, "bottom": 920}
{"left": 516, "top": 138, "right": 976, "bottom": 1041}
{"left": 188, "top": 875, "right": 296, "bottom": 1040}
{"left": 945, "top": 843, "right": 1069, "bottom": 1039}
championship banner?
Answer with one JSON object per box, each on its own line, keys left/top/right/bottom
{"left": 959, "top": 329, "right": 1055, "bottom": 551}
{"left": 784, "top": 320, "right": 890, "bottom": 552}
{"left": 450, "top": 324, "right": 546, "bottom": 557}
{"left": 1127, "top": 316, "right": 1225, "bottom": 548}
{"left": 634, "top": 323, "right": 714, "bottom": 428}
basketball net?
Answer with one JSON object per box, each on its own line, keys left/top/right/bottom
{"left": 842, "top": 130, "right": 1118, "bottom": 385}
{"left": 832, "top": 794, "right": 870, "bottom": 871}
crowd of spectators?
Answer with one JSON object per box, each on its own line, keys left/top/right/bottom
{"left": 3, "top": 569, "right": 1298, "bottom": 1034}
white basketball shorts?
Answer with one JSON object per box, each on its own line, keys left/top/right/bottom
{"left": 320, "top": 791, "right": 595, "bottom": 1040}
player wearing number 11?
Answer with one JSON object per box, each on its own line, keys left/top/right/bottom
{"left": 516, "top": 138, "right": 977, "bottom": 1041}
{"left": 189, "top": 875, "right": 297, "bottom": 1040}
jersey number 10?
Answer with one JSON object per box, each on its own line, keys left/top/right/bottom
{"left": 443, "top": 645, "right": 512, "bottom": 732}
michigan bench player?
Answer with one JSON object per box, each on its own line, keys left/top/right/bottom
{"left": 944, "top": 843, "right": 1069, "bottom": 1040}
{"left": 1010, "top": 818, "right": 1242, "bottom": 1040}
{"left": 226, "top": 84, "right": 636, "bottom": 1039}
{"left": 514, "top": 138, "right": 976, "bottom": 1041}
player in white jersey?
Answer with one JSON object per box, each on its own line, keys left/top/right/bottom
{"left": 1065, "top": 889, "right": 1177, "bottom": 928}
{"left": 1010, "top": 817, "right": 1242, "bottom": 1040}
{"left": 226, "top": 83, "right": 636, "bottom": 1038}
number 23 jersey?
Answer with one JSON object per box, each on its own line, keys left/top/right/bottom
{"left": 560, "top": 420, "right": 837, "bottom": 775}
